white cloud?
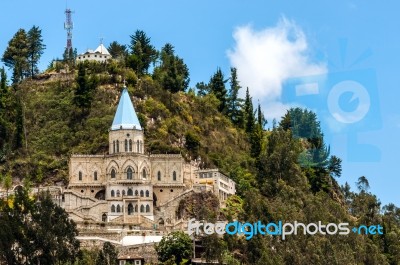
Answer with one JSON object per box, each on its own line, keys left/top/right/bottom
{"left": 227, "top": 17, "right": 327, "bottom": 121}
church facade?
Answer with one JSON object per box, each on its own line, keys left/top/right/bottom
{"left": 62, "top": 88, "right": 236, "bottom": 228}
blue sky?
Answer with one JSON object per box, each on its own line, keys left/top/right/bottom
{"left": 1, "top": 0, "right": 399, "bottom": 206}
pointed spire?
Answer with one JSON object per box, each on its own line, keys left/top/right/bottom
{"left": 111, "top": 88, "right": 142, "bottom": 130}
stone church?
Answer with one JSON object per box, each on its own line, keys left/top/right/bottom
{"left": 61, "top": 87, "right": 236, "bottom": 228}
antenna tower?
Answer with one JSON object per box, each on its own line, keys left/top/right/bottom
{"left": 64, "top": 7, "right": 74, "bottom": 56}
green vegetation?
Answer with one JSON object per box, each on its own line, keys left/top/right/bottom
{"left": 0, "top": 188, "right": 79, "bottom": 264}
{"left": 156, "top": 231, "right": 193, "bottom": 265}
{"left": 0, "top": 27, "right": 399, "bottom": 264}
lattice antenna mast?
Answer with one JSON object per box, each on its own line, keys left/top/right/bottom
{"left": 64, "top": 8, "right": 74, "bottom": 56}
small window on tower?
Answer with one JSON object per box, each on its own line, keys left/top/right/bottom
{"left": 94, "top": 171, "right": 97, "bottom": 181}
{"left": 78, "top": 171, "right": 82, "bottom": 181}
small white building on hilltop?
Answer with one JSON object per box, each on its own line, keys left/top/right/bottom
{"left": 76, "top": 43, "right": 111, "bottom": 63}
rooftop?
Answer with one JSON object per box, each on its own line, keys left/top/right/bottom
{"left": 111, "top": 88, "right": 142, "bottom": 131}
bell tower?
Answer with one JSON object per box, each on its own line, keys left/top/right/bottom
{"left": 109, "top": 87, "right": 144, "bottom": 154}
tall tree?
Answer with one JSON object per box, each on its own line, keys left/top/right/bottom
{"left": 153, "top": 43, "right": 190, "bottom": 93}
{"left": 227, "top": 67, "right": 243, "bottom": 125}
{"left": 128, "top": 30, "right": 158, "bottom": 75}
{"left": 108, "top": 41, "right": 128, "bottom": 59}
{"left": 356, "top": 176, "right": 370, "bottom": 193}
{"left": 243, "top": 87, "right": 255, "bottom": 133}
{"left": 2, "top": 29, "right": 29, "bottom": 83}
{"left": 209, "top": 68, "right": 228, "bottom": 113}
{"left": 27, "top": 26, "right": 45, "bottom": 77}
{"left": 73, "top": 63, "right": 98, "bottom": 110}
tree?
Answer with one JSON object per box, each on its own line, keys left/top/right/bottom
{"left": 128, "top": 30, "right": 158, "bottom": 75}
{"left": 195, "top": 81, "right": 209, "bottom": 96}
{"left": 208, "top": 68, "right": 228, "bottom": 113}
{"left": 243, "top": 87, "right": 255, "bottom": 133}
{"left": 73, "top": 63, "right": 98, "bottom": 110}
{"left": 153, "top": 43, "right": 190, "bottom": 93}
{"left": 27, "top": 26, "right": 45, "bottom": 77}
{"left": 0, "top": 188, "right": 80, "bottom": 264}
{"left": 108, "top": 41, "right": 128, "bottom": 59}
{"left": 102, "top": 242, "right": 118, "bottom": 265}
{"left": 356, "top": 176, "right": 370, "bottom": 193}
{"left": 156, "top": 231, "right": 193, "bottom": 264}
{"left": 227, "top": 67, "right": 243, "bottom": 125}
{"left": 2, "top": 29, "right": 29, "bottom": 83}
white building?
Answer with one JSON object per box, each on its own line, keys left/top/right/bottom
{"left": 76, "top": 43, "right": 111, "bottom": 63}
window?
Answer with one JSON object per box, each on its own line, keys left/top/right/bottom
{"left": 140, "top": 205, "right": 144, "bottom": 212}
{"left": 135, "top": 190, "right": 138, "bottom": 196}
{"left": 127, "top": 168, "right": 133, "bottom": 180}
{"left": 140, "top": 190, "right": 144, "bottom": 197}
{"left": 95, "top": 55, "right": 97, "bottom": 57}
{"left": 146, "top": 205, "right": 150, "bottom": 213}
{"left": 116, "top": 140, "right": 119, "bottom": 152}
{"left": 129, "top": 139, "right": 132, "bottom": 152}
{"left": 140, "top": 141, "right": 143, "bottom": 153}
{"left": 94, "top": 171, "right": 98, "bottom": 181}
{"left": 135, "top": 204, "right": 138, "bottom": 212}
{"left": 111, "top": 169, "right": 116, "bottom": 178}
{"left": 111, "top": 190, "right": 115, "bottom": 197}
{"left": 124, "top": 139, "right": 128, "bottom": 151}
{"left": 173, "top": 171, "right": 177, "bottom": 181}
{"left": 157, "top": 171, "right": 161, "bottom": 181}
{"left": 116, "top": 190, "right": 120, "bottom": 197}
{"left": 128, "top": 188, "right": 133, "bottom": 196}
{"left": 122, "top": 190, "right": 126, "bottom": 196}
{"left": 128, "top": 203, "right": 133, "bottom": 215}
{"left": 111, "top": 205, "right": 115, "bottom": 212}
{"left": 145, "top": 190, "right": 149, "bottom": 197}
{"left": 137, "top": 140, "right": 140, "bottom": 153}
{"left": 113, "top": 141, "right": 116, "bottom": 153}
{"left": 78, "top": 171, "right": 82, "bottom": 181}
{"left": 117, "top": 205, "right": 121, "bottom": 213}
{"left": 142, "top": 169, "right": 147, "bottom": 179}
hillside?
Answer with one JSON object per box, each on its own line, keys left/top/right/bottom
{"left": 0, "top": 30, "right": 399, "bottom": 263}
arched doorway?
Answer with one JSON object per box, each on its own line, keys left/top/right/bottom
{"left": 102, "top": 213, "right": 107, "bottom": 222}
{"left": 95, "top": 189, "right": 105, "bottom": 200}
{"left": 128, "top": 203, "right": 134, "bottom": 215}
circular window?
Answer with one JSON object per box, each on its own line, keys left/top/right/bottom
{"left": 127, "top": 133, "right": 130, "bottom": 137}
{"left": 170, "top": 189, "right": 174, "bottom": 192}
{"left": 91, "top": 190, "right": 94, "bottom": 193}
{"left": 160, "top": 189, "right": 163, "bottom": 192}
{"left": 81, "top": 190, "right": 84, "bottom": 193}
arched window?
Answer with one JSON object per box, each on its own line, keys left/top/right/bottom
{"left": 173, "top": 171, "right": 177, "bottom": 181}
{"left": 137, "top": 140, "right": 140, "bottom": 153}
{"left": 117, "top": 205, "right": 121, "bottom": 213}
{"left": 122, "top": 190, "right": 126, "bottom": 196}
{"left": 135, "top": 204, "right": 138, "bottom": 212}
{"left": 125, "top": 139, "right": 128, "bottom": 151}
{"left": 140, "top": 205, "right": 144, "bottom": 212}
{"left": 128, "top": 188, "right": 133, "bottom": 196}
{"left": 145, "top": 190, "right": 149, "bottom": 197}
{"left": 111, "top": 190, "right": 115, "bottom": 197}
{"left": 113, "top": 141, "right": 116, "bottom": 153}
{"left": 127, "top": 167, "right": 133, "bottom": 180}
{"left": 111, "top": 169, "right": 116, "bottom": 178}
{"left": 140, "top": 190, "right": 144, "bottom": 197}
{"left": 142, "top": 168, "right": 147, "bottom": 179}
{"left": 116, "top": 140, "right": 119, "bottom": 152}
{"left": 78, "top": 171, "right": 82, "bottom": 181}
{"left": 129, "top": 139, "right": 132, "bottom": 152}
{"left": 111, "top": 205, "right": 115, "bottom": 212}
{"left": 94, "top": 171, "right": 97, "bottom": 181}
{"left": 140, "top": 141, "right": 143, "bottom": 153}
{"left": 135, "top": 190, "right": 138, "bottom": 196}
{"left": 157, "top": 171, "right": 161, "bottom": 181}
{"left": 128, "top": 203, "right": 133, "bottom": 215}
{"left": 116, "top": 190, "right": 120, "bottom": 197}
{"left": 102, "top": 213, "right": 107, "bottom": 222}
{"left": 146, "top": 205, "right": 150, "bottom": 213}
